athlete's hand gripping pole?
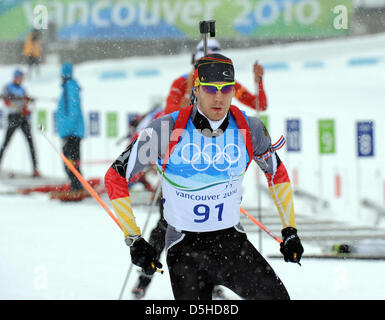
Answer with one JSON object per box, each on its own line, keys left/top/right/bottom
{"left": 280, "top": 227, "right": 303, "bottom": 265}
{"left": 39, "top": 125, "right": 165, "bottom": 274}
{"left": 240, "top": 207, "right": 303, "bottom": 265}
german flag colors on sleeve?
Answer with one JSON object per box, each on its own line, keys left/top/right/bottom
{"left": 264, "top": 158, "right": 296, "bottom": 229}
{"left": 104, "top": 166, "right": 141, "bottom": 237}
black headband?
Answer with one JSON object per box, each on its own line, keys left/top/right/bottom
{"left": 195, "top": 53, "right": 235, "bottom": 83}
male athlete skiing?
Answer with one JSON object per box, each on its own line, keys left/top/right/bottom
{"left": 131, "top": 39, "right": 268, "bottom": 299}
{"left": 105, "top": 53, "right": 303, "bottom": 300}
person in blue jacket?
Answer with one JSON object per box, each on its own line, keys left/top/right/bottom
{"left": 53, "top": 62, "right": 87, "bottom": 201}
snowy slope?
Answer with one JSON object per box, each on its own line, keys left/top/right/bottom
{"left": 0, "top": 33, "right": 385, "bottom": 300}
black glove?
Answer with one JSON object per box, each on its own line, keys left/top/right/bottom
{"left": 280, "top": 227, "right": 304, "bottom": 264}
{"left": 130, "top": 237, "right": 162, "bottom": 275}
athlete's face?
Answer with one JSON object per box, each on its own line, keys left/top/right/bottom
{"left": 195, "top": 82, "right": 235, "bottom": 121}
{"left": 14, "top": 75, "right": 23, "bottom": 85}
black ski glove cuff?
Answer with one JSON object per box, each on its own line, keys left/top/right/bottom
{"left": 280, "top": 227, "right": 304, "bottom": 263}
{"left": 130, "top": 237, "right": 162, "bottom": 275}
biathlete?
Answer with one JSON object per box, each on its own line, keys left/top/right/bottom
{"left": 105, "top": 53, "right": 303, "bottom": 300}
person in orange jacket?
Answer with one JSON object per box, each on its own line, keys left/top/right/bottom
{"left": 164, "top": 38, "right": 267, "bottom": 116}
{"left": 23, "top": 29, "right": 42, "bottom": 79}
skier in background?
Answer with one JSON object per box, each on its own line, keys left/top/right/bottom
{"left": 116, "top": 103, "right": 164, "bottom": 147}
{"left": 0, "top": 69, "right": 40, "bottom": 177}
{"left": 115, "top": 103, "right": 165, "bottom": 197}
{"left": 164, "top": 38, "right": 267, "bottom": 115}
{"left": 131, "top": 39, "right": 269, "bottom": 299}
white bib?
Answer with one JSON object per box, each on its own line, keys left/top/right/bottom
{"left": 158, "top": 113, "right": 249, "bottom": 232}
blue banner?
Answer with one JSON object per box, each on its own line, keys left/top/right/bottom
{"left": 89, "top": 111, "right": 100, "bottom": 136}
{"left": 286, "top": 119, "right": 301, "bottom": 152}
{"left": 357, "top": 121, "right": 374, "bottom": 157}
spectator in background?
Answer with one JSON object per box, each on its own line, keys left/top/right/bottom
{"left": 51, "top": 62, "right": 87, "bottom": 202}
{"left": 23, "top": 29, "right": 42, "bottom": 79}
{"left": 0, "top": 69, "right": 40, "bottom": 177}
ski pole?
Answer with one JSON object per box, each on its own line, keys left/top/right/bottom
{"left": 253, "top": 62, "right": 263, "bottom": 252}
{"left": 142, "top": 181, "right": 162, "bottom": 234}
{"left": 240, "top": 207, "right": 282, "bottom": 244}
{"left": 82, "top": 159, "right": 115, "bottom": 166}
{"left": 241, "top": 208, "right": 303, "bottom": 266}
{"left": 118, "top": 181, "right": 163, "bottom": 300}
{"left": 38, "top": 126, "right": 122, "bottom": 231}
{"left": 40, "top": 127, "right": 166, "bottom": 295}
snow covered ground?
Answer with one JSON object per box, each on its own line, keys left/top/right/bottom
{"left": 1, "top": 193, "right": 384, "bottom": 300}
{"left": 1, "top": 33, "right": 385, "bottom": 300}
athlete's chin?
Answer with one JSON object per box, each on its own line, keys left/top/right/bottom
{"left": 209, "top": 107, "right": 227, "bottom": 120}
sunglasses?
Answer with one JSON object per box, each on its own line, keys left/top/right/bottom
{"left": 199, "top": 82, "right": 235, "bottom": 95}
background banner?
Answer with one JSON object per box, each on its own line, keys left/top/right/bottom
{"left": 89, "top": 111, "right": 100, "bottom": 137}
{"left": 357, "top": 121, "right": 374, "bottom": 157}
{"left": 318, "top": 119, "right": 335, "bottom": 154}
{"left": 286, "top": 119, "right": 301, "bottom": 152}
{"left": 0, "top": 0, "right": 353, "bottom": 41}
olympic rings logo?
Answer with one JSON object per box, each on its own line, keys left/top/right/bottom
{"left": 180, "top": 143, "right": 241, "bottom": 172}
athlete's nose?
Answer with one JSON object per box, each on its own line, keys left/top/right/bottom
{"left": 215, "top": 90, "right": 225, "bottom": 101}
